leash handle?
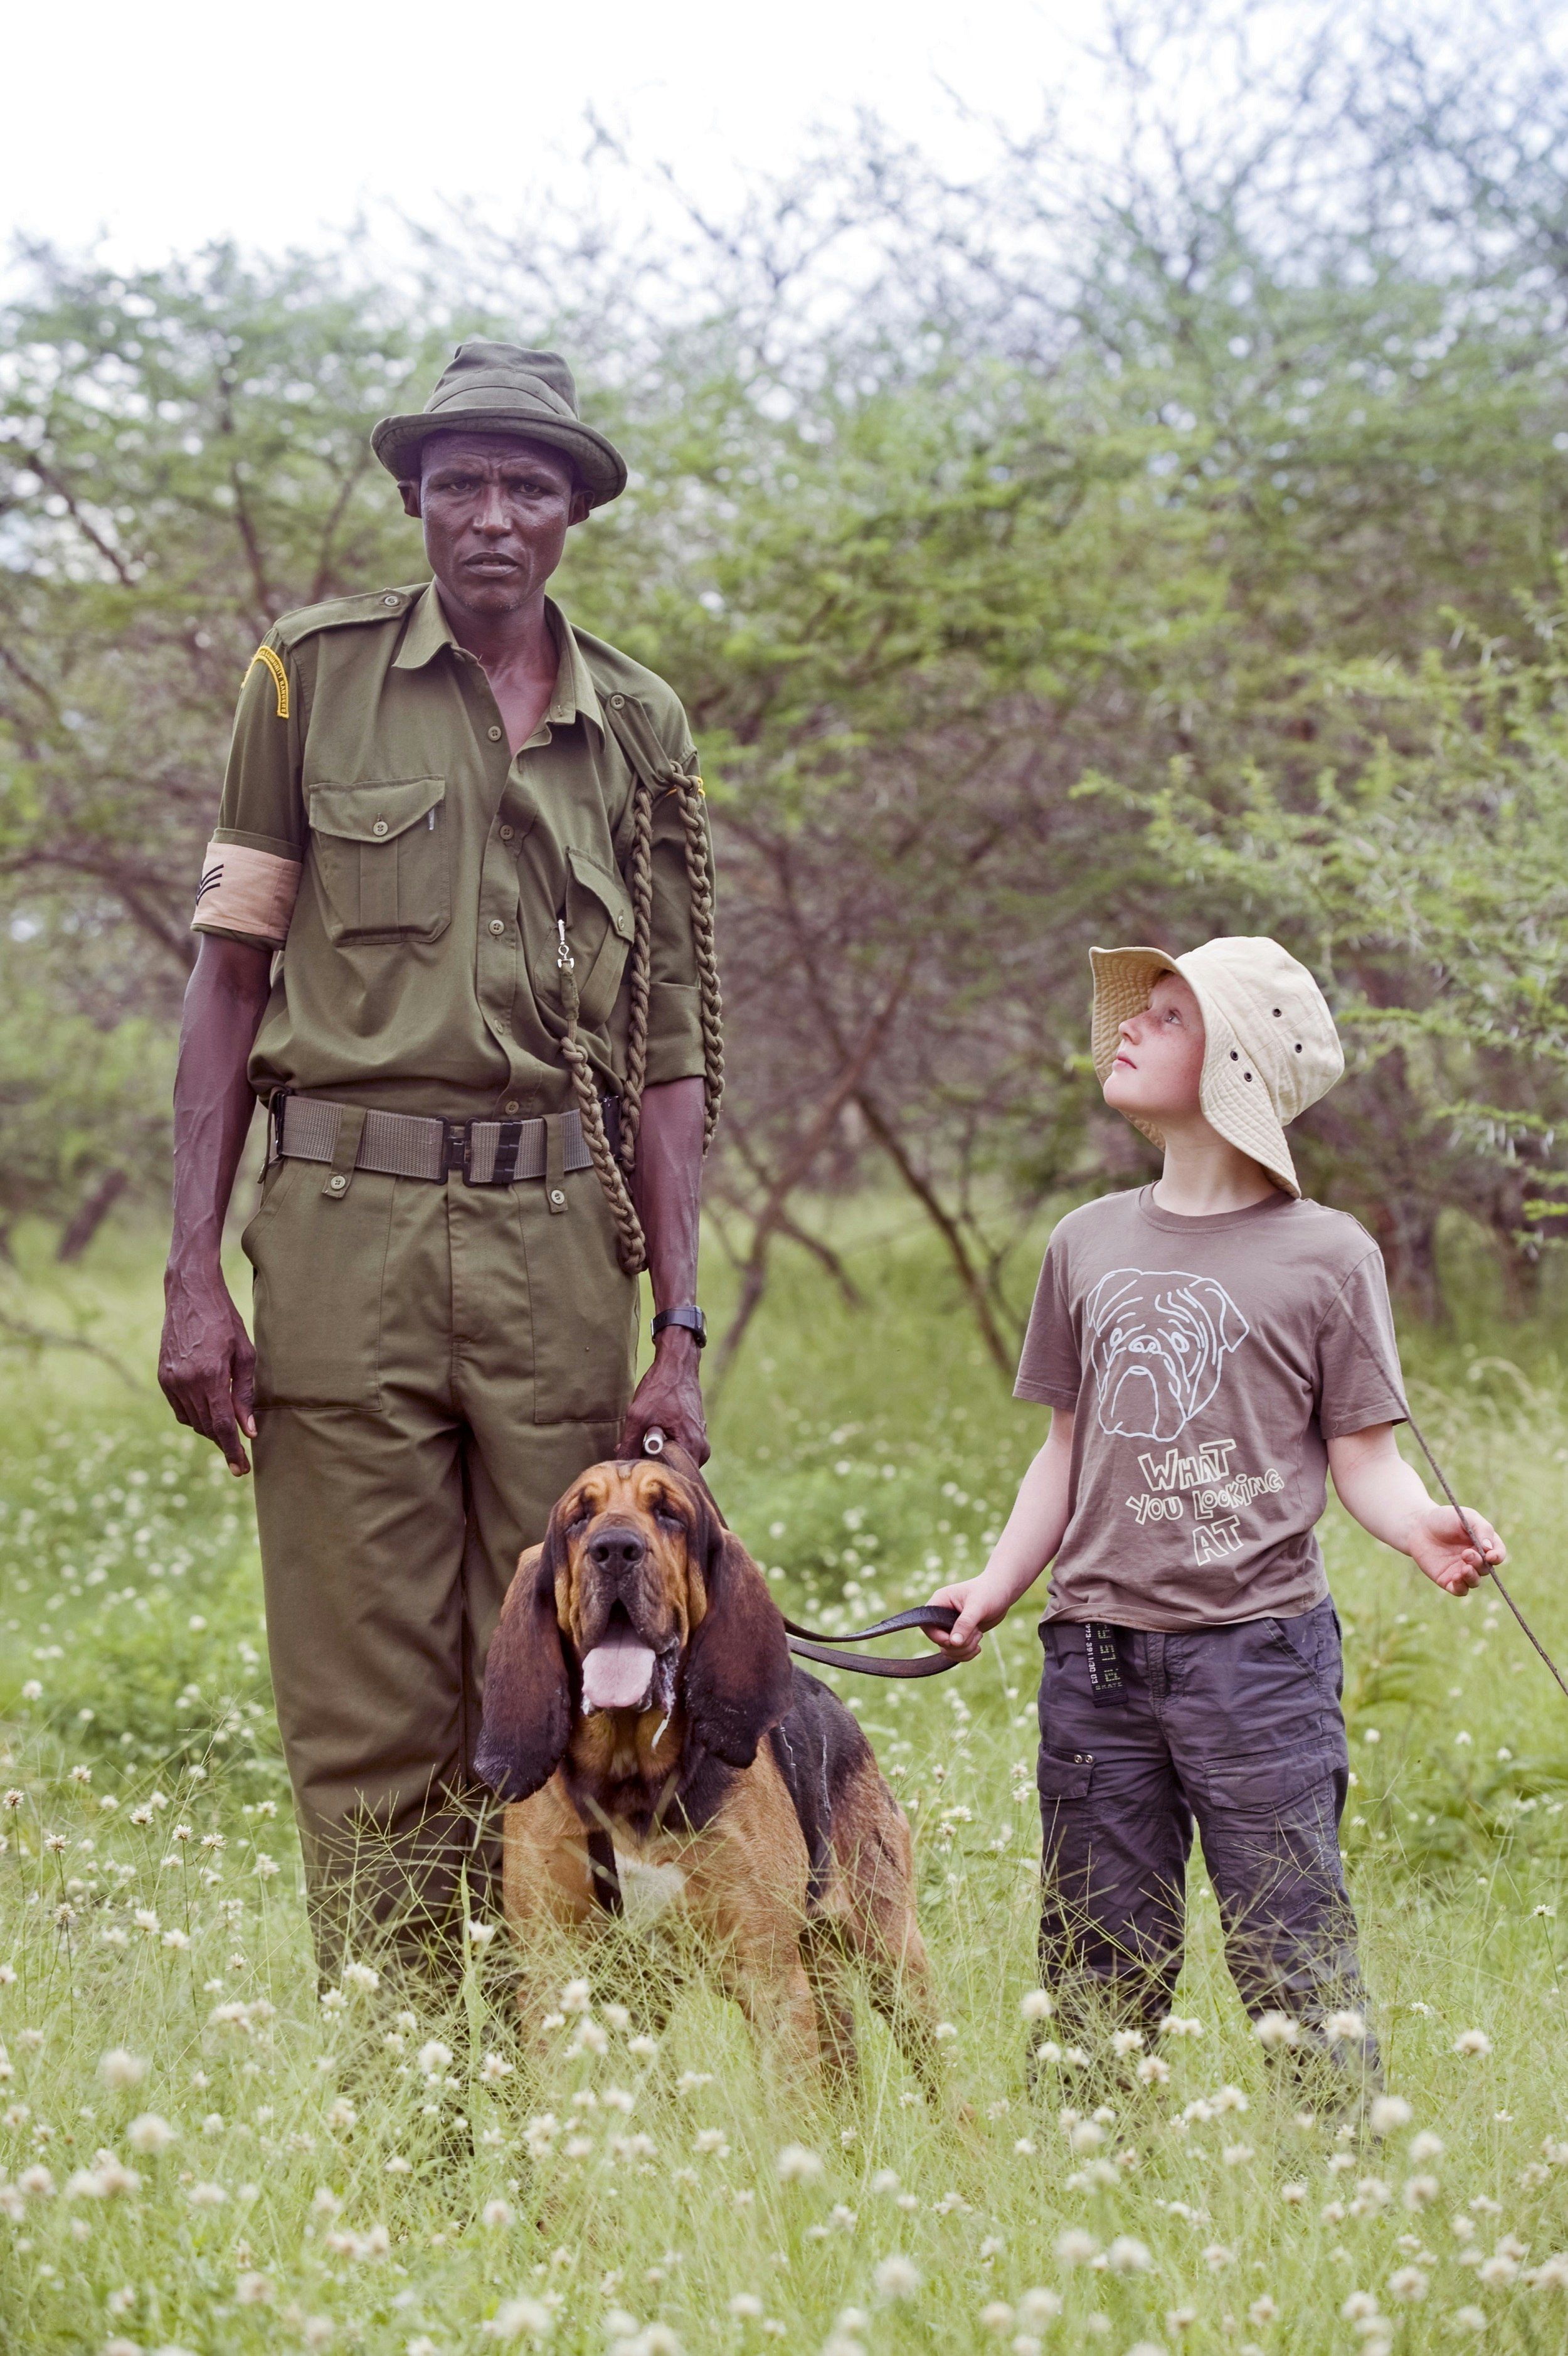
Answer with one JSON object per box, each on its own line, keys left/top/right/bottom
{"left": 783, "top": 1603, "right": 963, "bottom": 1679}
{"left": 1403, "top": 1408, "right": 1568, "bottom": 1707}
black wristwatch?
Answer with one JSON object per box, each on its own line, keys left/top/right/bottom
{"left": 651, "top": 1304, "right": 707, "bottom": 1348}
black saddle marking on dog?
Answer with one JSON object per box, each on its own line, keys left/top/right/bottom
{"left": 767, "top": 1668, "right": 876, "bottom": 1912}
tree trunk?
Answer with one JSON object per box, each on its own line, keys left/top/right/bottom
{"left": 56, "top": 1169, "right": 130, "bottom": 1264}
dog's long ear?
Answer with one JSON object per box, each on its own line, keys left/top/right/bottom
{"left": 682, "top": 1507, "right": 794, "bottom": 1768}
{"left": 474, "top": 1527, "right": 575, "bottom": 1802}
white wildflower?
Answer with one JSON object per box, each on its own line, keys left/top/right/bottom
{"left": 1018, "top": 2290, "right": 1062, "bottom": 2326}
{"left": 1106, "top": 2235, "right": 1151, "bottom": 2273}
{"left": 872, "top": 2255, "right": 921, "bottom": 2298}
{"left": 775, "top": 2143, "right": 824, "bottom": 2185}
{"left": 1056, "top": 2229, "right": 1098, "bottom": 2264}
{"left": 98, "top": 2049, "right": 147, "bottom": 2091}
{"left": 1453, "top": 2029, "right": 1492, "bottom": 2057}
{"left": 125, "top": 2114, "right": 176, "bottom": 2154}
{"left": 1254, "top": 2012, "right": 1301, "bottom": 2051}
{"left": 483, "top": 2296, "right": 554, "bottom": 2339}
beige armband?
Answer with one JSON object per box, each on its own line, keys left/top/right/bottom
{"left": 191, "top": 839, "right": 300, "bottom": 948}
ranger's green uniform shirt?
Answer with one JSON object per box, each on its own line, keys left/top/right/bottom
{"left": 193, "top": 581, "right": 709, "bottom": 1118}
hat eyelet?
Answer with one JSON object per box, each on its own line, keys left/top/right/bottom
{"left": 1229, "top": 1050, "right": 1239, "bottom": 1061}
{"left": 1244, "top": 1071, "right": 1252, "bottom": 1081}
{"left": 1273, "top": 1007, "right": 1281, "bottom": 1016}
{"left": 1295, "top": 1044, "right": 1303, "bottom": 1053}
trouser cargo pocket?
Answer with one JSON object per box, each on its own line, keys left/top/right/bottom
{"left": 245, "top": 1157, "right": 392, "bottom": 1410}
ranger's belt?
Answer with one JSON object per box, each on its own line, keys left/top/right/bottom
{"left": 268, "top": 1090, "right": 620, "bottom": 1188}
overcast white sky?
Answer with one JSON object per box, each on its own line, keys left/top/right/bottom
{"left": 5, "top": 0, "right": 1082, "bottom": 271}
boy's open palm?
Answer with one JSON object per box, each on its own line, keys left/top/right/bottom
{"left": 1410, "top": 1501, "right": 1505, "bottom": 1596}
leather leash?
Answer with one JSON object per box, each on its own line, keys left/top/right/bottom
{"left": 640, "top": 1428, "right": 963, "bottom": 1677}
{"left": 780, "top": 1603, "right": 961, "bottom": 1678}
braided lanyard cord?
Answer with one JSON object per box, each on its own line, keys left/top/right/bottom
{"left": 1402, "top": 1408, "right": 1568, "bottom": 1706}
{"left": 559, "top": 734, "right": 725, "bottom": 1276}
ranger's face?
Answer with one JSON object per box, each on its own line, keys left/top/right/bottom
{"left": 401, "top": 432, "right": 589, "bottom": 619}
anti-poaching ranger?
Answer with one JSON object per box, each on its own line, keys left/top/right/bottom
{"left": 158, "top": 341, "right": 723, "bottom": 1977}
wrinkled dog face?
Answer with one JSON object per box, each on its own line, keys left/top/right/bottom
{"left": 552, "top": 1462, "right": 708, "bottom": 1722}
{"left": 1086, "top": 1266, "right": 1250, "bottom": 1441}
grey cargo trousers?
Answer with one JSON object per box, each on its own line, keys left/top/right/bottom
{"left": 1037, "top": 1596, "right": 1369, "bottom": 2046}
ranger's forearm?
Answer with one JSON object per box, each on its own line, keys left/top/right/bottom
{"left": 167, "top": 935, "right": 273, "bottom": 1277}
{"left": 632, "top": 1076, "right": 704, "bottom": 1313}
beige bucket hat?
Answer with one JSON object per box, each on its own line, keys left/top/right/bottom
{"left": 1089, "top": 936, "right": 1345, "bottom": 1197}
{"left": 371, "top": 340, "right": 627, "bottom": 507}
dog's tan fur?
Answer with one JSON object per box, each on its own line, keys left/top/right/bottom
{"left": 478, "top": 1460, "right": 936, "bottom": 2085}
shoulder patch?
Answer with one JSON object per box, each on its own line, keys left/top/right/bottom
{"left": 246, "top": 644, "right": 290, "bottom": 719}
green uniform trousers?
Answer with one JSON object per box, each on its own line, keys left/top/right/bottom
{"left": 243, "top": 1145, "right": 636, "bottom": 1978}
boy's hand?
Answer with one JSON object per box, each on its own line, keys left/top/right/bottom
{"left": 1407, "top": 1501, "right": 1505, "bottom": 1596}
{"left": 926, "top": 1570, "right": 1014, "bottom": 1660}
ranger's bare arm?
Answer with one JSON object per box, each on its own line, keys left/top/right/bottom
{"left": 159, "top": 935, "right": 273, "bottom": 1475}
{"left": 618, "top": 1073, "right": 707, "bottom": 1464}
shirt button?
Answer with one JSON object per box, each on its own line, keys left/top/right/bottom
{"left": 499, "top": 824, "right": 514, "bottom": 842}
{"left": 549, "top": 1188, "right": 566, "bottom": 1207}
{"left": 489, "top": 918, "right": 506, "bottom": 936}
{"left": 327, "top": 1174, "right": 347, "bottom": 1192}
{"left": 382, "top": 594, "right": 399, "bottom": 608}
{"left": 371, "top": 819, "right": 388, "bottom": 837}
{"left": 504, "top": 1100, "right": 521, "bottom": 1115}
{"left": 488, "top": 724, "right": 503, "bottom": 741}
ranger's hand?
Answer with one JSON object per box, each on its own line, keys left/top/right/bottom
{"left": 619, "top": 1329, "right": 708, "bottom": 1465}
{"left": 159, "top": 1265, "right": 257, "bottom": 1477}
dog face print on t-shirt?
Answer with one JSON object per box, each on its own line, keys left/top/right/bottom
{"left": 1086, "top": 1268, "right": 1249, "bottom": 1441}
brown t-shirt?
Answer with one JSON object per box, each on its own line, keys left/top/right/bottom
{"left": 1015, "top": 1187, "right": 1407, "bottom": 1629}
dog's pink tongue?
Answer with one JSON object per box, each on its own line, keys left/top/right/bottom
{"left": 581, "top": 1626, "right": 657, "bottom": 1713}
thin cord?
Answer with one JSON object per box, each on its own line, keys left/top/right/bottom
{"left": 1402, "top": 1407, "right": 1568, "bottom": 1707}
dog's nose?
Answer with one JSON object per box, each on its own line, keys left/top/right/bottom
{"left": 586, "top": 1524, "right": 647, "bottom": 1578}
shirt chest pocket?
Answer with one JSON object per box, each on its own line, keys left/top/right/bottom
{"left": 307, "top": 777, "right": 450, "bottom": 944}
{"left": 549, "top": 844, "right": 635, "bottom": 1027}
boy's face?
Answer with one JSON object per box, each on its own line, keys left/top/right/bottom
{"left": 1103, "top": 974, "right": 1206, "bottom": 1123}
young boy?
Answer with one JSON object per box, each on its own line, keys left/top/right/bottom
{"left": 929, "top": 937, "right": 1505, "bottom": 2057}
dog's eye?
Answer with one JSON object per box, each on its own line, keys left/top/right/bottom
{"left": 653, "top": 1504, "right": 686, "bottom": 1536}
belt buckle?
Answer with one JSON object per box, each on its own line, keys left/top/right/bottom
{"left": 445, "top": 1120, "right": 475, "bottom": 1183}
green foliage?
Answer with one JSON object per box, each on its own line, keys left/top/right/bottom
{"left": 6, "top": 16, "right": 1568, "bottom": 1321}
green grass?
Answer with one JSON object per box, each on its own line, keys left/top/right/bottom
{"left": 5, "top": 1213, "right": 1568, "bottom": 2354}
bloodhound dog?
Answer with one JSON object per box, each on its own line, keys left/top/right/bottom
{"left": 475, "top": 1452, "right": 938, "bottom": 2089}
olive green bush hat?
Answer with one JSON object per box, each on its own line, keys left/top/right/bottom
{"left": 1089, "top": 935, "right": 1345, "bottom": 1197}
{"left": 371, "top": 339, "right": 628, "bottom": 507}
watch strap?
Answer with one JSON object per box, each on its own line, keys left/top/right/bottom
{"left": 651, "top": 1303, "right": 707, "bottom": 1347}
